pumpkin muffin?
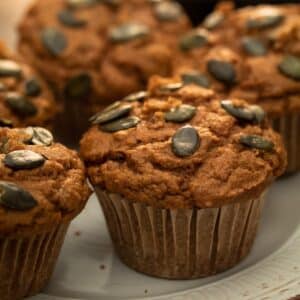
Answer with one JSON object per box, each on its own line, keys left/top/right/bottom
{"left": 18, "top": 0, "right": 191, "bottom": 143}
{"left": 80, "top": 76, "right": 286, "bottom": 279}
{"left": 0, "top": 127, "right": 90, "bottom": 300}
{"left": 0, "top": 42, "right": 57, "bottom": 130}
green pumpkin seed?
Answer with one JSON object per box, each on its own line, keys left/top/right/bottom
{"left": 109, "top": 23, "right": 149, "bottom": 43}
{"left": 100, "top": 116, "right": 140, "bottom": 132}
{"left": 24, "top": 78, "right": 42, "bottom": 97}
{"left": 0, "top": 60, "right": 22, "bottom": 78}
{"left": 239, "top": 135, "right": 274, "bottom": 151}
{"left": 5, "top": 92, "right": 37, "bottom": 117}
{"left": 58, "top": 9, "right": 86, "bottom": 27}
{"left": 90, "top": 102, "right": 122, "bottom": 123}
{"left": 172, "top": 125, "right": 200, "bottom": 157}
{"left": 278, "top": 55, "right": 300, "bottom": 81}
{"left": 241, "top": 37, "right": 267, "bottom": 56}
{"left": 4, "top": 150, "right": 46, "bottom": 170}
{"left": 0, "top": 181, "right": 37, "bottom": 211}
{"left": 203, "top": 11, "right": 224, "bottom": 30}
{"left": 181, "top": 72, "right": 210, "bottom": 88}
{"left": 123, "top": 91, "right": 149, "bottom": 102}
{"left": 0, "top": 118, "right": 13, "bottom": 128}
{"left": 247, "top": 14, "right": 284, "bottom": 30}
{"left": 91, "top": 104, "right": 132, "bottom": 125}
{"left": 64, "top": 73, "right": 91, "bottom": 99}
{"left": 207, "top": 60, "right": 236, "bottom": 85}
{"left": 41, "top": 28, "right": 67, "bottom": 56}
{"left": 165, "top": 104, "right": 196, "bottom": 123}
{"left": 154, "top": 1, "right": 183, "bottom": 21}
{"left": 67, "top": 0, "right": 98, "bottom": 8}
{"left": 158, "top": 82, "right": 183, "bottom": 94}
{"left": 179, "top": 30, "right": 208, "bottom": 51}
{"left": 221, "top": 100, "right": 265, "bottom": 123}
{"left": 24, "top": 127, "right": 53, "bottom": 146}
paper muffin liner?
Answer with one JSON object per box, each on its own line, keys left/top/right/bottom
{"left": 270, "top": 113, "right": 300, "bottom": 174}
{"left": 95, "top": 187, "right": 265, "bottom": 279}
{"left": 0, "top": 222, "right": 69, "bottom": 300}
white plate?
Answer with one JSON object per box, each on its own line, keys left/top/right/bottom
{"left": 1, "top": 2, "right": 300, "bottom": 299}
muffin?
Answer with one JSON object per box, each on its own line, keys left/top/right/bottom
{"left": 0, "top": 41, "right": 57, "bottom": 130}
{"left": 80, "top": 76, "right": 286, "bottom": 279}
{"left": 172, "top": 3, "right": 300, "bottom": 173}
{"left": 18, "top": 0, "right": 191, "bottom": 143}
{"left": 0, "top": 127, "right": 90, "bottom": 300}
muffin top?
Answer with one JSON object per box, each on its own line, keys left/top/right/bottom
{"left": 18, "top": 0, "right": 191, "bottom": 108}
{"left": 0, "top": 127, "right": 91, "bottom": 235}
{"left": 0, "top": 42, "right": 57, "bottom": 128}
{"left": 80, "top": 76, "right": 286, "bottom": 209}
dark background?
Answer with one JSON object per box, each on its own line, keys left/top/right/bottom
{"left": 177, "top": 0, "right": 299, "bottom": 25}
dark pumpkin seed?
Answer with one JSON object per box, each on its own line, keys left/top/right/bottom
{"left": 67, "top": 0, "right": 98, "bottom": 8}
{"left": 4, "top": 150, "right": 46, "bottom": 170}
{"left": 0, "top": 118, "right": 13, "bottom": 128}
{"left": 0, "top": 60, "right": 22, "bottom": 78}
{"left": 172, "top": 125, "right": 200, "bottom": 157}
{"left": 278, "top": 55, "right": 300, "bottom": 81}
{"left": 181, "top": 72, "right": 210, "bottom": 88}
{"left": 91, "top": 104, "right": 132, "bottom": 125}
{"left": 158, "top": 82, "right": 183, "bottom": 94}
{"left": 179, "top": 30, "right": 208, "bottom": 51}
{"left": 123, "top": 91, "right": 149, "bottom": 102}
{"left": 58, "top": 9, "right": 86, "bottom": 27}
{"left": 154, "top": 1, "right": 183, "bottom": 21}
{"left": 64, "top": 73, "right": 91, "bottom": 100}
{"left": 109, "top": 23, "right": 149, "bottom": 43}
{"left": 221, "top": 100, "right": 265, "bottom": 123}
{"left": 41, "top": 28, "right": 67, "bottom": 56}
{"left": 203, "top": 11, "right": 224, "bottom": 30}
{"left": 165, "top": 105, "right": 196, "bottom": 123}
{"left": 0, "top": 181, "right": 37, "bottom": 211}
{"left": 100, "top": 116, "right": 140, "bottom": 132}
{"left": 5, "top": 92, "right": 37, "bottom": 117}
{"left": 25, "top": 78, "right": 42, "bottom": 97}
{"left": 239, "top": 135, "right": 274, "bottom": 151}
{"left": 247, "top": 14, "right": 284, "bottom": 30}
{"left": 207, "top": 60, "right": 236, "bottom": 85}
{"left": 241, "top": 37, "right": 267, "bottom": 56}
{"left": 24, "top": 127, "right": 53, "bottom": 146}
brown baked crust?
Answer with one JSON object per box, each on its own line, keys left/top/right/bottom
{"left": 80, "top": 76, "right": 286, "bottom": 209}
{"left": 0, "top": 41, "right": 58, "bottom": 128}
{"left": 18, "top": 0, "right": 191, "bottom": 109}
{"left": 0, "top": 127, "right": 91, "bottom": 235}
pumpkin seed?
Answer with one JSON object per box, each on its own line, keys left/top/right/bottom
{"left": 179, "top": 30, "right": 208, "bottom": 51}
{"left": 100, "top": 116, "right": 140, "bottom": 132}
{"left": 203, "top": 11, "right": 224, "bottom": 30}
{"left": 64, "top": 73, "right": 91, "bottom": 99}
{"left": 41, "top": 28, "right": 67, "bottom": 56}
{"left": 181, "top": 72, "right": 210, "bottom": 88}
{"left": 165, "top": 104, "right": 196, "bottom": 123}
{"left": 123, "top": 91, "right": 149, "bottom": 102}
{"left": 0, "top": 60, "right": 22, "bottom": 78}
{"left": 89, "top": 102, "right": 122, "bottom": 123}
{"left": 91, "top": 104, "right": 132, "bottom": 125}
{"left": 154, "top": 1, "right": 183, "bottom": 21}
{"left": 172, "top": 125, "right": 200, "bottom": 157}
{"left": 58, "top": 9, "right": 86, "bottom": 27}
{"left": 158, "top": 82, "right": 183, "bottom": 94}
{"left": 67, "top": 0, "right": 98, "bottom": 8}
{"left": 24, "top": 127, "right": 53, "bottom": 146}
{"left": 109, "top": 23, "right": 149, "bottom": 43}
{"left": 4, "top": 150, "right": 46, "bottom": 170}
{"left": 278, "top": 55, "right": 300, "bottom": 81}
{"left": 241, "top": 37, "right": 267, "bottom": 56}
{"left": 0, "top": 137, "right": 9, "bottom": 154}
{"left": 207, "top": 60, "right": 236, "bottom": 85}
{"left": 0, "top": 118, "right": 13, "bottom": 128}
{"left": 24, "top": 78, "right": 41, "bottom": 97}
{"left": 247, "top": 14, "right": 284, "bottom": 30}
{"left": 221, "top": 100, "right": 265, "bottom": 123}
{"left": 5, "top": 92, "right": 37, "bottom": 117}
{"left": 0, "top": 181, "right": 37, "bottom": 210}
{"left": 239, "top": 135, "right": 274, "bottom": 151}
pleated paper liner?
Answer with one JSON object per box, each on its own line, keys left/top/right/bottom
{"left": 0, "top": 222, "right": 69, "bottom": 300}
{"left": 270, "top": 113, "right": 300, "bottom": 174}
{"left": 96, "top": 188, "right": 266, "bottom": 279}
